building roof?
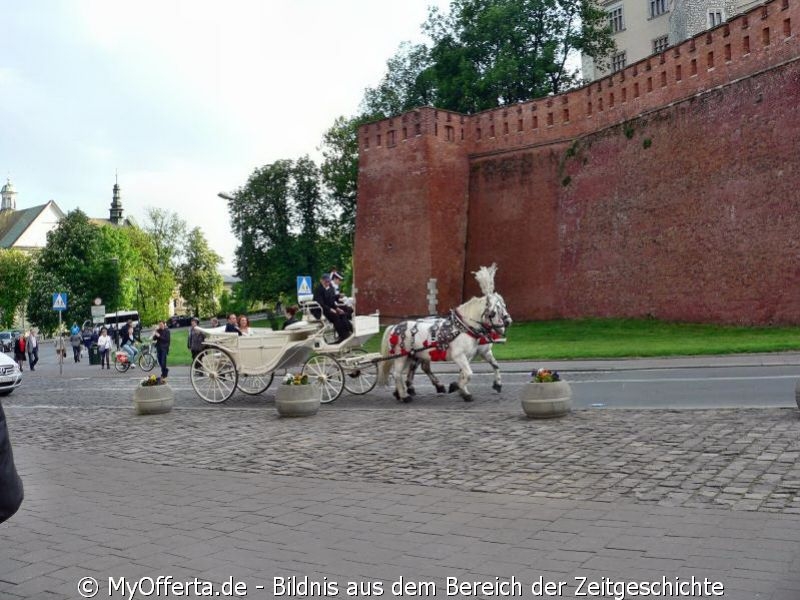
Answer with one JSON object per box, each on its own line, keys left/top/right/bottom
{"left": 0, "top": 202, "right": 64, "bottom": 249}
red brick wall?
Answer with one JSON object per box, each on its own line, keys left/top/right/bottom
{"left": 355, "top": 109, "right": 469, "bottom": 317}
{"left": 355, "top": 0, "right": 800, "bottom": 323}
{"left": 559, "top": 60, "right": 800, "bottom": 324}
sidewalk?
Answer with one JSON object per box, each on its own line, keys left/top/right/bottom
{"left": 2, "top": 446, "right": 798, "bottom": 600}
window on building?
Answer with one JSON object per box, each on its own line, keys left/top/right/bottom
{"left": 612, "top": 51, "right": 627, "bottom": 72}
{"left": 653, "top": 35, "right": 669, "bottom": 53}
{"left": 708, "top": 10, "right": 725, "bottom": 27}
{"left": 650, "top": 0, "right": 667, "bottom": 18}
{"left": 609, "top": 6, "right": 624, "bottom": 33}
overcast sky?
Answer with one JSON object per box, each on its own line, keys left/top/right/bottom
{"left": 0, "top": 0, "right": 449, "bottom": 270}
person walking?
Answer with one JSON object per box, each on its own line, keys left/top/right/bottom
{"left": 187, "top": 318, "right": 204, "bottom": 364}
{"left": 70, "top": 330, "right": 82, "bottom": 363}
{"left": 97, "top": 327, "right": 112, "bottom": 370}
{"left": 152, "top": 320, "right": 171, "bottom": 381}
{"left": 13, "top": 333, "right": 25, "bottom": 371}
{"left": 26, "top": 329, "right": 39, "bottom": 371}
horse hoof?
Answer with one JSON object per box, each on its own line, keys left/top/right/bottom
{"left": 448, "top": 382, "right": 459, "bottom": 394}
{"left": 463, "top": 394, "right": 474, "bottom": 402}
{"left": 492, "top": 382, "right": 502, "bottom": 393}
{"left": 402, "top": 396, "right": 413, "bottom": 404}
{"left": 436, "top": 384, "right": 447, "bottom": 394}
{"left": 407, "top": 387, "right": 416, "bottom": 396}
{"left": 393, "top": 390, "right": 400, "bottom": 400}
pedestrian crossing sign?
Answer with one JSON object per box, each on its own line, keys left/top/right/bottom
{"left": 296, "top": 276, "right": 313, "bottom": 302}
{"left": 52, "top": 292, "right": 68, "bottom": 311}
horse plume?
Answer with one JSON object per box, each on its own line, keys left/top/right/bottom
{"left": 473, "top": 263, "right": 497, "bottom": 296}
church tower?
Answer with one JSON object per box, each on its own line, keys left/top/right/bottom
{"left": 109, "top": 174, "right": 123, "bottom": 225}
{"left": 1, "top": 178, "right": 17, "bottom": 212}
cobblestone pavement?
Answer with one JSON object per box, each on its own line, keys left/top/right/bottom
{"left": 6, "top": 403, "right": 800, "bottom": 513}
{"left": 2, "top": 353, "right": 800, "bottom": 599}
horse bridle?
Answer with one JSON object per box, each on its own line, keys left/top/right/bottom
{"left": 453, "top": 295, "right": 508, "bottom": 338}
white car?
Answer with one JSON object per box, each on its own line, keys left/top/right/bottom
{"left": 0, "top": 351, "right": 22, "bottom": 396}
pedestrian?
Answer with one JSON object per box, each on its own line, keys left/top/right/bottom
{"left": 0, "top": 399, "right": 23, "bottom": 525}
{"left": 152, "top": 320, "right": 171, "bottom": 380}
{"left": 25, "top": 329, "right": 39, "bottom": 371}
{"left": 13, "top": 333, "right": 25, "bottom": 371}
{"left": 82, "top": 326, "right": 97, "bottom": 361}
{"left": 97, "top": 327, "right": 112, "bottom": 370}
{"left": 70, "top": 329, "right": 82, "bottom": 363}
{"left": 187, "top": 317, "right": 204, "bottom": 363}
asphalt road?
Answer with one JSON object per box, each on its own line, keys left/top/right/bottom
{"left": 4, "top": 346, "right": 798, "bottom": 411}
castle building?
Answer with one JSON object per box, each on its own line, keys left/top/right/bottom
{"left": 0, "top": 178, "right": 134, "bottom": 251}
{"left": 354, "top": 0, "right": 800, "bottom": 325}
{"left": 582, "top": 0, "right": 764, "bottom": 81}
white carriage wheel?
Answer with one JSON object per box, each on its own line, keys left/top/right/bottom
{"left": 237, "top": 372, "right": 275, "bottom": 395}
{"left": 191, "top": 348, "right": 238, "bottom": 404}
{"left": 302, "top": 355, "right": 344, "bottom": 404}
{"left": 342, "top": 348, "right": 378, "bottom": 395}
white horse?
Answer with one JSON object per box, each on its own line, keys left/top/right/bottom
{"left": 376, "top": 265, "right": 511, "bottom": 402}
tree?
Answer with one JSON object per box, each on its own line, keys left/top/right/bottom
{"left": 176, "top": 227, "right": 223, "bottom": 318}
{"left": 26, "top": 210, "right": 103, "bottom": 331}
{"left": 142, "top": 207, "right": 187, "bottom": 273}
{"left": 361, "top": 0, "right": 614, "bottom": 115}
{"left": 228, "top": 158, "right": 348, "bottom": 303}
{"left": 0, "top": 249, "right": 32, "bottom": 328}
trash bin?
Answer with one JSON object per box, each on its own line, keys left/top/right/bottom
{"left": 88, "top": 344, "right": 101, "bottom": 365}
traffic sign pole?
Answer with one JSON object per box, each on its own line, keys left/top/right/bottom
{"left": 58, "top": 310, "right": 63, "bottom": 376}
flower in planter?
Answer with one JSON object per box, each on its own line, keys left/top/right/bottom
{"left": 141, "top": 375, "right": 166, "bottom": 387}
{"left": 282, "top": 373, "right": 309, "bottom": 385}
{"left": 532, "top": 368, "right": 560, "bottom": 383}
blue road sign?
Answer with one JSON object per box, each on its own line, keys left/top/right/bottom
{"left": 297, "top": 276, "right": 313, "bottom": 301}
{"left": 52, "top": 292, "right": 68, "bottom": 311}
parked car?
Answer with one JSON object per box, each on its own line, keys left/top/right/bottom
{"left": 0, "top": 351, "right": 22, "bottom": 396}
{"left": 0, "top": 331, "right": 12, "bottom": 353}
{"left": 168, "top": 315, "right": 196, "bottom": 328}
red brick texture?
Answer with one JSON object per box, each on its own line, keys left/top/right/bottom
{"left": 355, "top": 0, "right": 800, "bottom": 324}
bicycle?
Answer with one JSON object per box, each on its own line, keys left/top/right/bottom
{"left": 114, "top": 342, "right": 156, "bottom": 373}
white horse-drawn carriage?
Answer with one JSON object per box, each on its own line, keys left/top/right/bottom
{"left": 190, "top": 309, "right": 381, "bottom": 404}
{"left": 189, "top": 264, "right": 512, "bottom": 405}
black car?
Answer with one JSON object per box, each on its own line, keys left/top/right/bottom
{"left": 168, "top": 315, "right": 196, "bottom": 328}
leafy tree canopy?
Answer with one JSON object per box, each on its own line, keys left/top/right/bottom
{"left": 0, "top": 249, "right": 32, "bottom": 328}
{"left": 176, "top": 227, "right": 223, "bottom": 318}
{"left": 363, "top": 0, "right": 615, "bottom": 115}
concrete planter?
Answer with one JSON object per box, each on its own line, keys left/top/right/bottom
{"left": 133, "top": 384, "right": 174, "bottom": 415}
{"left": 520, "top": 381, "right": 572, "bottom": 418}
{"left": 275, "top": 385, "right": 320, "bottom": 418}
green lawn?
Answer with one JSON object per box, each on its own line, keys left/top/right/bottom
{"left": 163, "top": 318, "right": 800, "bottom": 365}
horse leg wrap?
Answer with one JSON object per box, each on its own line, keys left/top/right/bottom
{"left": 448, "top": 381, "right": 460, "bottom": 394}
{"left": 436, "top": 384, "right": 447, "bottom": 394}
{"left": 492, "top": 382, "right": 502, "bottom": 392}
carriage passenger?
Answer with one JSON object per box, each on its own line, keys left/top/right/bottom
{"left": 282, "top": 306, "right": 301, "bottom": 329}
{"left": 238, "top": 315, "right": 252, "bottom": 336}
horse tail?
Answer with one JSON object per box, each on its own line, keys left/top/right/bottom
{"left": 376, "top": 326, "right": 393, "bottom": 387}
